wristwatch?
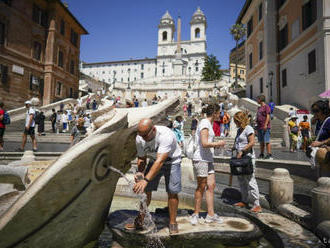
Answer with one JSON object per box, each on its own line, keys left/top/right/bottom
{"left": 144, "top": 178, "right": 150, "bottom": 183}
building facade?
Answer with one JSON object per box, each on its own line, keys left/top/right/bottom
{"left": 237, "top": 0, "right": 330, "bottom": 109}
{"left": 0, "top": 0, "right": 87, "bottom": 109}
{"left": 229, "top": 40, "right": 246, "bottom": 81}
{"left": 81, "top": 8, "right": 207, "bottom": 89}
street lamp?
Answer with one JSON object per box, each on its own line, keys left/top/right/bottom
{"left": 188, "top": 66, "right": 191, "bottom": 89}
{"left": 127, "top": 68, "right": 131, "bottom": 89}
{"left": 267, "top": 71, "right": 274, "bottom": 100}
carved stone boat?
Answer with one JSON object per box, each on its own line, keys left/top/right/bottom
{"left": 0, "top": 98, "right": 179, "bottom": 248}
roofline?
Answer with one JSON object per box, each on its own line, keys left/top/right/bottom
{"left": 82, "top": 58, "right": 157, "bottom": 66}
{"left": 230, "top": 40, "right": 245, "bottom": 53}
{"left": 57, "top": 0, "right": 88, "bottom": 34}
{"left": 236, "top": 0, "right": 252, "bottom": 24}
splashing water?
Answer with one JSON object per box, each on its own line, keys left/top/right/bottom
{"left": 108, "top": 166, "right": 165, "bottom": 248}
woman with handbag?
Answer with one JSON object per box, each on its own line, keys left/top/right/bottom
{"left": 232, "top": 111, "right": 261, "bottom": 213}
{"left": 190, "top": 104, "right": 225, "bottom": 225}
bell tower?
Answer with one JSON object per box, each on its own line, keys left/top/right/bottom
{"left": 190, "top": 7, "right": 207, "bottom": 41}
{"left": 158, "top": 11, "right": 175, "bottom": 44}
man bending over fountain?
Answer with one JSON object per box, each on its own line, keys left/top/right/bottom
{"left": 127, "top": 118, "right": 182, "bottom": 235}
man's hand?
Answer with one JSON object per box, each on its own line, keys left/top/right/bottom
{"left": 311, "top": 141, "right": 323, "bottom": 147}
{"left": 263, "top": 125, "right": 267, "bottom": 131}
{"left": 25, "top": 126, "right": 30, "bottom": 131}
{"left": 215, "top": 140, "right": 225, "bottom": 148}
{"left": 237, "top": 151, "right": 243, "bottom": 159}
{"left": 134, "top": 172, "right": 144, "bottom": 183}
{"left": 133, "top": 180, "right": 148, "bottom": 194}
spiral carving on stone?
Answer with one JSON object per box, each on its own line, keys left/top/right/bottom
{"left": 91, "top": 149, "right": 111, "bottom": 184}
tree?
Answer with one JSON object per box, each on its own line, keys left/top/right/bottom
{"left": 201, "top": 54, "right": 223, "bottom": 81}
{"left": 230, "top": 23, "right": 246, "bottom": 89}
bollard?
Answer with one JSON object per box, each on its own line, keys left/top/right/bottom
{"left": 312, "top": 177, "right": 330, "bottom": 227}
{"left": 269, "top": 168, "right": 294, "bottom": 208}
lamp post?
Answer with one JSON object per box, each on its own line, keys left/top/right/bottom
{"left": 127, "top": 68, "right": 131, "bottom": 89}
{"left": 188, "top": 66, "right": 191, "bottom": 89}
{"left": 267, "top": 71, "right": 274, "bottom": 101}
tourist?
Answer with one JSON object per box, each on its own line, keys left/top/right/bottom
{"left": 212, "top": 117, "right": 221, "bottom": 137}
{"left": 288, "top": 107, "right": 296, "bottom": 118}
{"left": 299, "top": 115, "right": 311, "bottom": 152}
{"left": 129, "top": 118, "right": 182, "bottom": 235}
{"left": 173, "top": 116, "right": 184, "bottom": 147}
{"left": 268, "top": 99, "right": 275, "bottom": 120}
{"left": 191, "top": 114, "right": 198, "bottom": 136}
{"left": 62, "top": 110, "right": 69, "bottom": 132}
{"left": 190, "top": 104, "right": 225, "bottom": 225}
{"left": 84, "top": 114, "right": 91, "bottom": 129}
{"left": 232, "top": 111, "right": 261, "bottom": 213}
{"left": 310, "top": 100, "right": 330, "bottom": 147}
{"left": 77, "top": 97, "right": 82, "bottom": 108}
{"left": 60, "top": 102, "right": 64, "bottom": 112}
{"left": 86, "top": 96, "right": 91, "bottom": 110}
{"left": 0, "top": 101, "right": 5, "bottom": 151}
{"left": 133, "top": 97, "right": 139, "bottom": 107}
{"left": 56, "top": 110, "right": 61, "bottom": 133}
{"left": 50, "top": 109, "right": 57, "bottom": 133}
{"left": 288, "top": 115, "right": 299, "bottom": 153}
{"left": 70, "top": 117, "right": 86, "bottom": 147}
{"left": 142, "top": 99, "right": 148, "bottom": 107}
{"left": 18, "top": 101, "right": 37, "bottom": 152}
{"left": 223, "top": 110, "right": 231, "bottom": 137}
{"left": 152, "top": 95, "right": 158, "bottom": 105}
{"left": 183, "top": 103, "right": 188, "bottom": 117}
{"left": 187, "top": 102, "right": 193, "bottom": 117}
{"left": 37, "top": 111, "right": 45, "bottom": 136}
{"left": 256, "top": 95, "right": 272, "bottom": 159}
{"left": 92, "top": 99, "right": 98, "bottom": 111}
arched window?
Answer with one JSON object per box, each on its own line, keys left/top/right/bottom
{"left": 195, "top": 28, "right": 200, "bottom": 38}
{"left": 162, "top": 31, "right": 167, "bottom": 41}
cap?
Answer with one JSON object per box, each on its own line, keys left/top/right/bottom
{"left": 25, "top": 101, "right": 32, "bottom": 105}
{"left": 290, "top": 115, "right": 298, "bottom": 119}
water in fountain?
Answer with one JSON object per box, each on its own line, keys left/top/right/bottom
{"left": 108, "top": 166, "right": 165, "bottom": 248}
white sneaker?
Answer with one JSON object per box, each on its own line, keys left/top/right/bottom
{"left": 190, "top": 213, "right": 199, "bottom": 225}
{"left": 205, "top": 214, "right": 223, "bottom": 224}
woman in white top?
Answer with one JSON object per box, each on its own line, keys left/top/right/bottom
{"left": 191, "top": 104, "right": 225, "bottom": 225}
{"left": 233, "top": 111, "right": 261, "bottom": 213}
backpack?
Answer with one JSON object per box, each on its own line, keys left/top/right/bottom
{"left": 291, "top": 126, "right": 299, "bottom": 135}
{"left": 183, "top": 135, "right": 196, "bottom": 160}
{"left": 2, "top": 111, "right": 10, "bottom": 125}
{"left": 34, "top": 111, "right": 40, "bottom": 124}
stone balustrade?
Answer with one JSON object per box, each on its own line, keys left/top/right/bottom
{"left": 269, "top": 168, "right": 294, "bottom": 208}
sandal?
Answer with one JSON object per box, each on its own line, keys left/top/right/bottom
{"left": 124, "top": 213, "right": 145, "bottom": 230}
{"left": 169, "top": 223, "right": 179, "bottom": 235}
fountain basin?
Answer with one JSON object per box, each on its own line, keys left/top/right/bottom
{"left": 108, "top": 209, "right": 263, "bottom": 248}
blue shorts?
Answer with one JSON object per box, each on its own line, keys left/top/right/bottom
{"left": 257, "top": 129, "right": 271, "bottom": 143}
{"left": 224, "top": 123, "right": 229, "bottom": 130}
{"left": 145, "top": 160, "right": 181, "bottom": 194}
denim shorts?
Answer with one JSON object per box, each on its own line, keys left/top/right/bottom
{"left": 144, "top": 160, "right": 181, "bottom": 194}
{"left": 224, "top": 123, "right": 230, "bottom": 130}
{"left": 257, "top": 128, "right": 271, "bottom": 143}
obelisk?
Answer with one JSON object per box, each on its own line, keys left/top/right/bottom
{"left": 173, "top": 16, "right": 185, "bottom": 75}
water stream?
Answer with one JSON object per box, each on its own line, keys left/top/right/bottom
{"left": 108, "top": 166, "right": 165, "bottom": 248}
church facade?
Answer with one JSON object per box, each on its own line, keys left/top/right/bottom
{"left": 80, "top": 8, "right": 207, "bottom": 87}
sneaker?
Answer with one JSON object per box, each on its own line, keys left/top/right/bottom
{"left": 258, "top": 153, "right": 264, "bottom": 159}
{"left": 264, "top": 154, "right": 273, "bottom": 160}
{"left": 190, "top": 213, "right": 199, "bottom": 225}
{"left": 205, "top": 213, "right": 223, "bottom": 224}
{"left": 251, "top": 205, "right": 262, "bottom": 213}
{"left": 234, "top": 202, "right": 247, "bottom": 208}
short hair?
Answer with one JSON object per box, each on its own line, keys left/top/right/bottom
{"left": 205, "top": 104, "right": 220, "bottom": 117}
{"left": 303, "top": 115, "right": 308, "bottom": 120}
{"left": 52, "top": 108, "right": 55, "bottom": 112}
{"left": 0, "top": 101, "right": 3, "bottom": 108}
{"left": 234, "top": 111, "right": 250, "bottom": 129}
{"left": 257, "top": 95, "right": 266, "bottom": 102}
{"left": 311, "top": 100, "right": 330, "bottom": 116}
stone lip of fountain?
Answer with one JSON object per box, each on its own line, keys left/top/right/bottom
{"left": 108, "top": 208, "right": 263, "bottom": 248}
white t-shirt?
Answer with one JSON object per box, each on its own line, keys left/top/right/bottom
{"left": 25, "top": 108, "right": 36, "bottom": 128}
{"left": 235, "top": 125, "right": 255, "bottom": 153}
{"left": 142, "top": 101, "right": 148, "bottom": 107}
{"left": 193, "top": 118, "right": 215, "bottom": 162}
{"left": 62, "top": 113, "right": 68, "bottom": 123}
{"left": 136, "top": 125, "right": 181, "bottom": 164}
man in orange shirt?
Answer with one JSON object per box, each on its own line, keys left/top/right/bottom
{"left": 299, "top": 115, "right": 311, "bottom": 152}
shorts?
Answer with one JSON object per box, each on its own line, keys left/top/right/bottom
{"left": 193, "top": 161, "right": 214, "bottom": 177}
{"left": 257, "top": 128, "right": 271, "bottom": 143}
{"left": 24, "top": 127, "right": 35, "bottom": 136}
{"left": 224, "top": 123, "right": 230, "bottom": 130}
{"left": 301, "top": 129, "right": 309, "bottom": 138}
{"left": 144, "top": 160, "right": 181, "bottom": 194}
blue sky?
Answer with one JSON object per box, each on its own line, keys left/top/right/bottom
{"left": 65, "top": 0, "right": 245, "bottom": 69}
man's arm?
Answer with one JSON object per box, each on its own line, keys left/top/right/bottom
{"left": 26, "top": 114, "right": 34, "bottom": 129}
{"left": 264, "top": 113, "right": 270, "bottom": 130}
{"left": 133, "top": 152, "right": 168, "bottom": 194}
